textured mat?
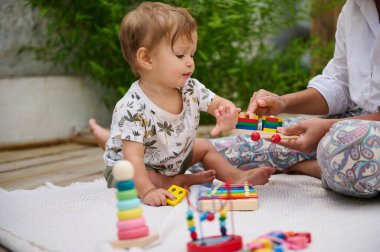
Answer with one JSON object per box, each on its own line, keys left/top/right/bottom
{"left": 1, "top": 175, "right": 380, "bottom": 252}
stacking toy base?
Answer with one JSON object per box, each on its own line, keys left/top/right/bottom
{"left": 111, "top": 232, "right": 159, "bottom": 249}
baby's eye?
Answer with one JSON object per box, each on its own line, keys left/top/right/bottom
{"left": 190, "top": 55, "right": 194, "bottom": 58}
{"left": 176, "top": 55, "right": 184, "bottom": 59}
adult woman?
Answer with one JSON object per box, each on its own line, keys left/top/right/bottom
{"left": 247, "top": 0, "right": 380, "bottom": 198}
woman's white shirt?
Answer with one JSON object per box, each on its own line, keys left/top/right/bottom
{"left": 308, "top": 0, "right": 380, "bottom": 114}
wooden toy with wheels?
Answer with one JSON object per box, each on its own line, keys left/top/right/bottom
{"left": 232, "top": 113, "right": 298, "bottom": 143}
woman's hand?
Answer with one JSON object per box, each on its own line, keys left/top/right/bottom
{"left": 210, "top": 105, "right": 241, "bottom": 136}
{"left": 247, "top": 89, "right": 286, "bottom": 116}
{"left": 142, "top": 188, "right": 176, "bottom": 207}
{"left": 276, "top": 118, "right": 337, "bottom": 154}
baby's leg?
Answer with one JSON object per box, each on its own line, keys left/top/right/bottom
{"left": 88, "top": 119, "right": 109, "bottom": 150}
{"left": 192, "top": 138, "right": 275, "bottom": 185}
{"left": 147, "top": 170, "right": 216, "bottom": 189}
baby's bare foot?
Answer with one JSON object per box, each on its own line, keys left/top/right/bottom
{"left": 233, "top": 166, "right": 276, "bottom": 186}
{"left": 88, "top": 118, "right": 109, "bottom": 150}
{"left": 172, "top": 170, "right": 216, "bottom": 188}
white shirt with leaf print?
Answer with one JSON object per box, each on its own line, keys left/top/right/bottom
{"left": 104, "top": 78, "right": 215, "bottom": 176}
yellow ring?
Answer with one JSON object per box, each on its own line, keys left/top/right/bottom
{"left": 118, "top": 207, "right": 143, "bottom": 220}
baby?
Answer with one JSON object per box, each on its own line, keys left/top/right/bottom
{"left": 104, "top": 2, "right": 275, "bottom": 206}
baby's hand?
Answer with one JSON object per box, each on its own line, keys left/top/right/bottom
{"left": 210, "top": 106, "right": 241, "bottom": 136}
{"left": 142, "top": 188, "right": 176, "bottom": 207}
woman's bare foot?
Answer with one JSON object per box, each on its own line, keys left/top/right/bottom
{"left": 286, "top": 159, "right": 321, "bottom": 178}
{"left": 148, "top": 170, "right": 216, "bottom": 189}
{"left": 232, "top": 166, "right": 276, "bottom": 186}
{"left": 88, "top": 119, "right": 110, "bottom": 150}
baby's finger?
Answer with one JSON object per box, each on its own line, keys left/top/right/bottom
{"left": 153, "top": 195, "right": 163, "bottom": 206}
{"left": 226, "top": 106, "right": 238, "bottom": 115}
{"left": 158, "top": 193, "right": 167, "bottom": 206}
{"left": 210, "top": 125, "right": 222, "bottom": 136}
{"left": 146, "top": 198, "right": 154, "bottom": 206}
{"left": 164, "top": 190, "right": 176, "bottom": 200}
{"left": 218, "top": 105, "right": 225, "bottom": 114}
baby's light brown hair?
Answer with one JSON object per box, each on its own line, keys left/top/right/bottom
{"left": 119, "top": 2, "right": 197, "bottom": 76}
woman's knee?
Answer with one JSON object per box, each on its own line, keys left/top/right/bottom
{"left": 317, "top": 119, "right": 380, "bottom": 198}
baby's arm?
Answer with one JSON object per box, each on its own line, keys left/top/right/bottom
{"left": 207, "top": 95, "right": 241, "bottom": 136}
{"left": 122, "top": 140, "right": 175, "bottom": 206}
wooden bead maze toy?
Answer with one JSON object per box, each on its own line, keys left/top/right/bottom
{"left": 110, "top": 160, "right": 158, "bottom": 249}
{"left": 186, "top": 180, "right": 243, "bottom": 252}
{"left": 198, "top": 182, "right": 258, "bottom": 211}
{"left": 233, "top": 112, "right": 298, "bottom": 143}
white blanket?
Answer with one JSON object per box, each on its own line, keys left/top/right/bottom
{"left": 1, "top": 175, "right": 380, "bottom": 252}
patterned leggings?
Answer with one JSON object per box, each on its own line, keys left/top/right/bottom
{"left": 189, "top": 109, "right": 380, "bottom": 198}
{"left": 318, "top": 119, "right": 380, "bottom": 198}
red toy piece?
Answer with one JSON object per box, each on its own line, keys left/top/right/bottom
{"left": 233, "top": 129, "right": 298, "bottom": 143}
{"left": 206, "top": 212, "right": 214, "bottom": 221}
{"left": 250, "top": 132, "right": 260, "bottom": 141}
{"left": 270, "top": 134, "right": 281, "bottom": 143}
{"left": 187, "top": 235, "right": 242, "bottom": 252}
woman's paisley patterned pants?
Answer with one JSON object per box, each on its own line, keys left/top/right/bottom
{"left": 189, "top": 109, "right": 380, "bottom": 198}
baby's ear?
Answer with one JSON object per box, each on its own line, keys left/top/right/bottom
{"left": 136, "top": 47, "right": 152, "bottom": 70}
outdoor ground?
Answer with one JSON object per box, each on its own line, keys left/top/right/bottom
{"left": 0, "top": 114, "right": 302, "bottom": 191}
{"left": 0, "top": 125, "right": 216, "bottom": 191}
{"left": 0, "top": 142, "right": 103, "bottom": 191}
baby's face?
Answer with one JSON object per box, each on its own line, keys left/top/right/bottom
{"left": 149, "top": 31, "right": 197, "bottom": 89}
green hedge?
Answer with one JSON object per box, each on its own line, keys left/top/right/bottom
{"left": 24, "top": 0, "right": 335, "bottom": 123}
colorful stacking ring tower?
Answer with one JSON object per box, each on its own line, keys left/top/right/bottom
{"left": 110, "top": 161, "right": 158, "bottom": 249}
{"left": 113, "top": 160, "right": 150, "bottom": 240}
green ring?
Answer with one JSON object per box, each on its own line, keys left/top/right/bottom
{"left": 117, "top": 188, "right": 138, "bottom": 200}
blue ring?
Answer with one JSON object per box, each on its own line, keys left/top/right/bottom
{"left": 116, "top": 180, "right": 135, "bottom": 191}
{"left": 117, "top": 198, "right": 141, "bottom": 210}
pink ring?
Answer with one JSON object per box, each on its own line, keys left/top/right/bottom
{"left": 118, "top": 226, "right": 149, "bottom": 240}
{"left": 117, "top": 217, "right": 146, "bottom": 231}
